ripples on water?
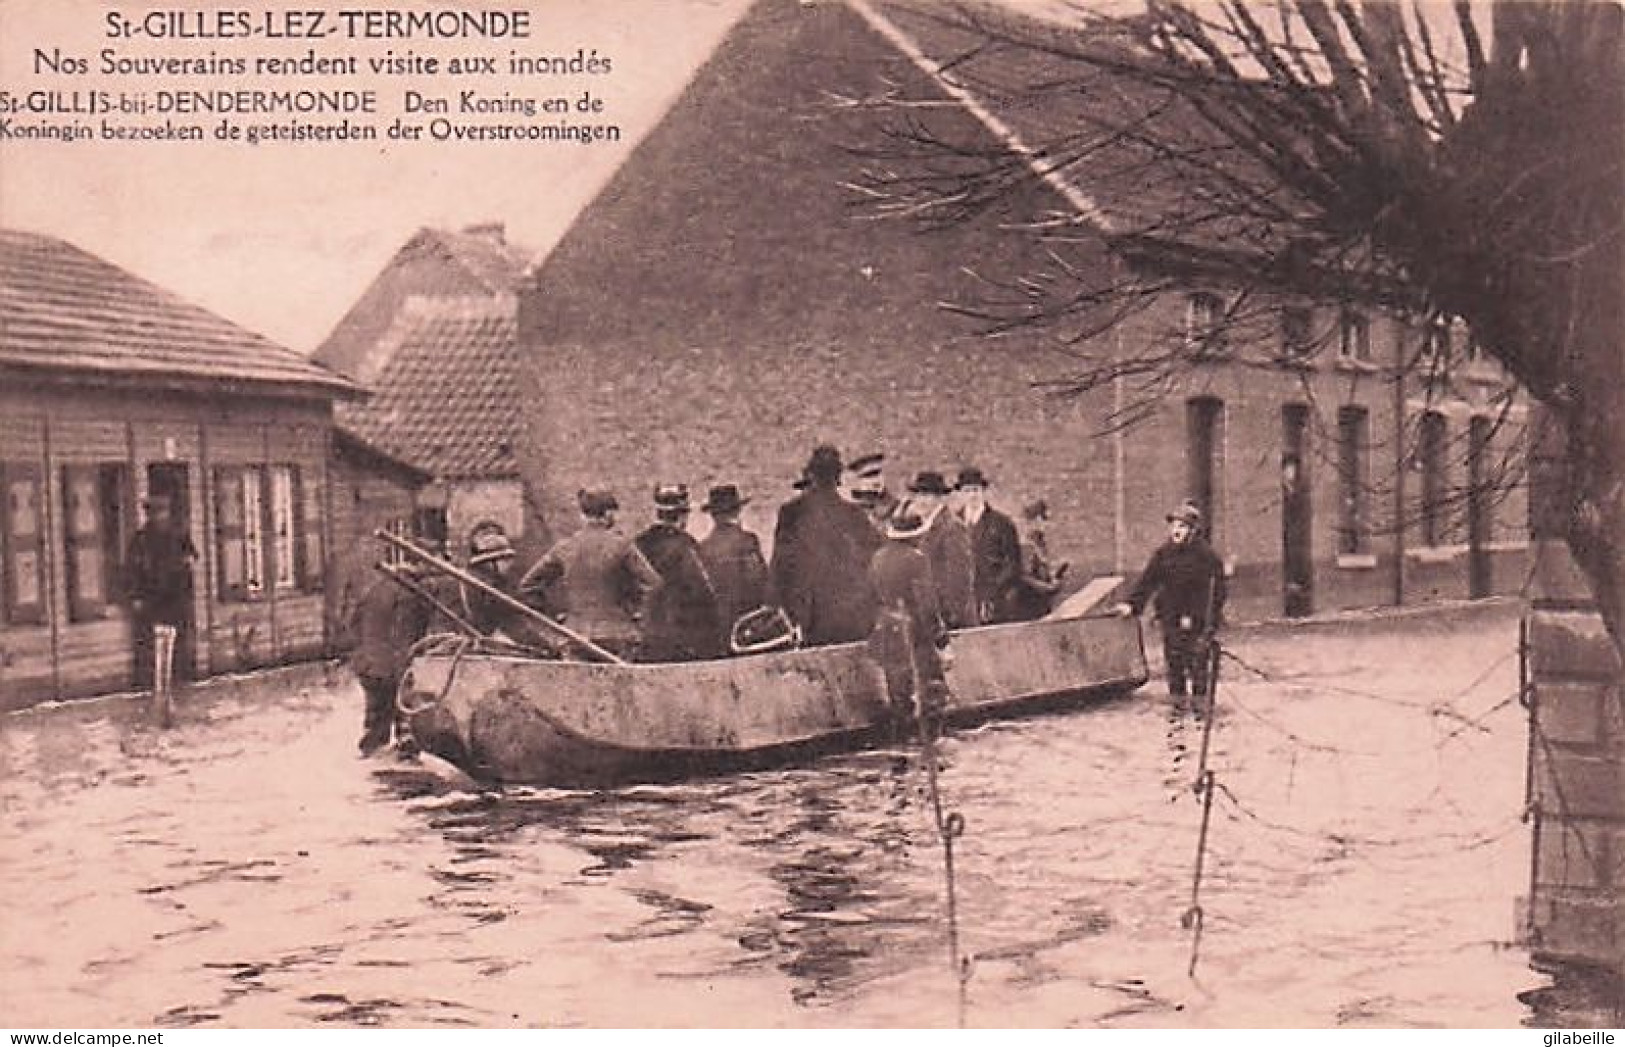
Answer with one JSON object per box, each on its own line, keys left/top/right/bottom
{"left": 1, "top": 608, "right": 1620, "bottom": 1028}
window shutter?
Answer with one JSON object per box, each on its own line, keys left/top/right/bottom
{"left": 293, "top": 467, "right": 324, "bottom": 592}
{"left": 62, "top": 465, "right": 108, "bottom": 621}
{"left": 214, "top": 467, "right": 247, "bottom": 601}
{"left": 2, "top": 464, "right": 48, "bottom": 625}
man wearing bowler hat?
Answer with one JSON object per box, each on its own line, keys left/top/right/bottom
{"left": 955, "top": 466, "right": 1022, "bottom": 624}
{"left": 1115, "top": 500, "right": 1228, "bottom": 705}
{"left": 635, "top": 484, "right": 724, "bottom": 662}
{"left": 519, "top": 488, "right": 660, "bottom": 660}
{"left": 868, "top": 502, "right": 952, "bottom": 726}
{"left": 771, "top": 444, "right": 882, "bottom": 646}
{"left": 697, "top": 484, "right": 770, "bottom": 642}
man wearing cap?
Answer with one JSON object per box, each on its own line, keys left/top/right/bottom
{"left": 955, "top": 466, "right": 1022, "bottom": 624}
{"left": 846, "top": 452, "right": 897, "bottom": 532}
{"left": 697, "top": 484, "right": 770, "bottom": 643}
{"left": 125, "top": 494, "right": 198, "bottom": 695}
{"left": 868, "top": 502, "right": 951, "bottom": 725}
{"left": 635, "top": 485, "right": 725, "bottom": 662}
{"left": 462, "top": 521, "right": 524, "bottom": 638}
{"left": 770, "top": 445, "right": 882, "bottom": 646}
{"left": 519, "top": 489, "right": 661, "bottom": 660}
{"left": 909, "top": 470, "right": 977, "bottom": 630}
{"left": 1009, "top": 499, "right": 1069, "bottom": 621}
{"left": 1115, "top": 501, "right": 1228, "bottom": 703}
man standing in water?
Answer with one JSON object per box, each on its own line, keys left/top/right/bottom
{"left": 1115, "top": 501, "right": 1228, "bottom": 705}
{"left": 125, "top": 494, "right": 196, "bottom": 725}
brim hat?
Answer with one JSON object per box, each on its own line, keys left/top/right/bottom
{"left": 907, "top": 470, "right": 952, "bottom": 496}
{"left": 468, "top": 523, "right": 516, "bottom": 567}
{"left": 955, "top": 466, "right": 990, "bottom": 490}
{"left": 654, "top": 483, "right": 691, "bottom": 513}
{"left": 803, "top": 444, "right": 844, "bottom": 484}
{"left": 886, "top": 504, "right": 931, "bottom": 540}
{"left": 1167, "top": 501, "right": 1203, "bottom": 527}
{"left": 701, "top": 484, "right": 749, "bottom": 515}
{"left": 1022, "top": 498, "right": 1049, "bottom": 522}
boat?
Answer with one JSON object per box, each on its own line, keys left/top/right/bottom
{"left": 398, "top": 610, "right": 1149, "bottom": 788}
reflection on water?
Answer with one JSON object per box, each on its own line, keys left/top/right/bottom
{"left": 0, "top": 607, "right": 1618, "bottom": 1027}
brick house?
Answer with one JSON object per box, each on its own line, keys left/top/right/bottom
{"left": 514, "top": 0, "right": 1528, "bottom": 622}
{"left": 315, "top": 225, "right": 546, "bottom": 563}
{"left": 0, "top": 229, "right": 359, "bottom": 708}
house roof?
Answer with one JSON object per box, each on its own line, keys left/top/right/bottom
{"left": 313, "top": 223, "right": 535, "bottom": 384}
{"left": 335, "top": 295, "right": 520, "bottom": 481}
{"left": 0, "top": 228, "right": 358, "bottom": 398}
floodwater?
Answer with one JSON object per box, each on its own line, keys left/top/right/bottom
{"left": 0, "top": 604, "right": 1613, "bottom": 1028}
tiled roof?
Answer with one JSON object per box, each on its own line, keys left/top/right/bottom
{"left": 429, "top": 224, "right": 534, "bottom": 292}
{"left": 336, "top": 295, "right": 520, "bottom": 480}
{"left": 0, "top": 229, "right": 357, "bottom": 396}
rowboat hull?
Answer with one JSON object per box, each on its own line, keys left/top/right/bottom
{"left": 401, "top": 614, "right": 1147, "bottom": 787}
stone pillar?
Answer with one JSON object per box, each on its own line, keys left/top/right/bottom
{"left": 1523, "top": 408, "right": 1625, "bottom": 977}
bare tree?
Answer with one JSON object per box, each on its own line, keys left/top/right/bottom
{"left": 848, "top": 0, "right": 1623, "bottom": 651}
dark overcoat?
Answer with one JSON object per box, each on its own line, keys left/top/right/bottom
{"left": 769, "top": 484, "right": 881, "bottom": 645}
{"left": 921, "top": 510, "right": 976, "bottom": 630}
{"left": 969, "top": 507, "right": 1023, "bottom": 623}
{"left": 868, "top": 540, "right": 948, "bottom": 707}
{"left": 1125, "top": 538, "right": 1228, "bottom": 633}
{"left": 698, "top": 521, "right": 770, "bottom": 636}
{"left": 348, "top": 573, "right": 432, "bottom": 684}
{"left": 636, "top": 523, "right": 725, "bottom": 662}
{"left": 125, "top": 524, "right": 197, "bottom": 626}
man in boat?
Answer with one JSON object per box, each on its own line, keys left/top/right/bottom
{"left": 518, "top": 488, "right": 661, "bottom": 661}
{"left": 1114, "top": 501, "right": 1228, "bottom": 704}
{"left": 462, "top": 522, "right": 526, "bottom": 639}
{"left": 846, "top": 451, "right": 897, "bottom": 532}
{"left": 770, "top": 444, "right": 882, "bottom": 646}
{"left": 908, "top": 470, "right": 977, "bottom": 630}
{"left": 1007, "top": 498, "right": 1069, "bottom": 622}
{"left": 635, "top": 484, "right": 726, "bottom": 662}
{"left": 868, "top": 503, "right": 952, "bottom": 727}
{"left": 955, "top": 466, "right": 1023, "bottom": 624}
{"left": 349, "top": 558, "right": 434, "bottom": 756}
{"left": 696, "top": 484, "right": 769, "bottom": 651}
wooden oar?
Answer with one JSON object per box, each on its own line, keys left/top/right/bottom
{"left": 372, "top": 529, "right": 628, "bottom": 665}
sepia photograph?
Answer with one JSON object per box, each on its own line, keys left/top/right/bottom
{"left": 0, "top": 0, "right": 1621, "bottom": 1033}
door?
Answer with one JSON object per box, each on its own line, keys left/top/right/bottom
{"left": 1281, "top": 405, "right": 1313, "bottom": 617}
{"left": 145, "top": 463, "right": 196, "bottom": 680}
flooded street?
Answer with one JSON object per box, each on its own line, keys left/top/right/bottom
{"left": 0, "top": 604, "right": 1592, "bottom": 1028}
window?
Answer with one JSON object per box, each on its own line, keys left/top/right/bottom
{"left": 1339, "top": 310, "right": 1371, "bottom": 363}
{"left": 270, "top": 466, "right": 298, "bottom": 591}
{"left": 1423, "top": 319, "right": 1452, "bottom": 372}
{"left": 61, "top": 463, "right": 130, "bottom": 621}
{"left": 1185, "top": 292, "right": 1223, "bottom": 354}
{"left": 1418, "top": 411, "right": 1448, "bottom": 546}
{"left": 1, "top": 463, "right": 47, "bottom": 625}
{"left": 1336, "top": 407, "right": 1369, "bottom": 555}
{"left": 215, "top": 466, "right": 263, "bottom": 601}
{"left": 1280, "top": 307, "right": 1313, "bottom": 361}
{"left": 1186, "top": 397, "right": 1224, "bottom": 543}
{"left": 215, "top": 465, "right": 316, "bottom": 601}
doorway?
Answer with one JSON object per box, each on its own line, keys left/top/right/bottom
{"left": 1468, "top": 417, "right": 1493, "bottom": 598}
{"left": 1281, "top": 405, "right": 1313, "bottom": 617}
{"left": 143, "top": 462, "right": 196, "bottom": 682}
